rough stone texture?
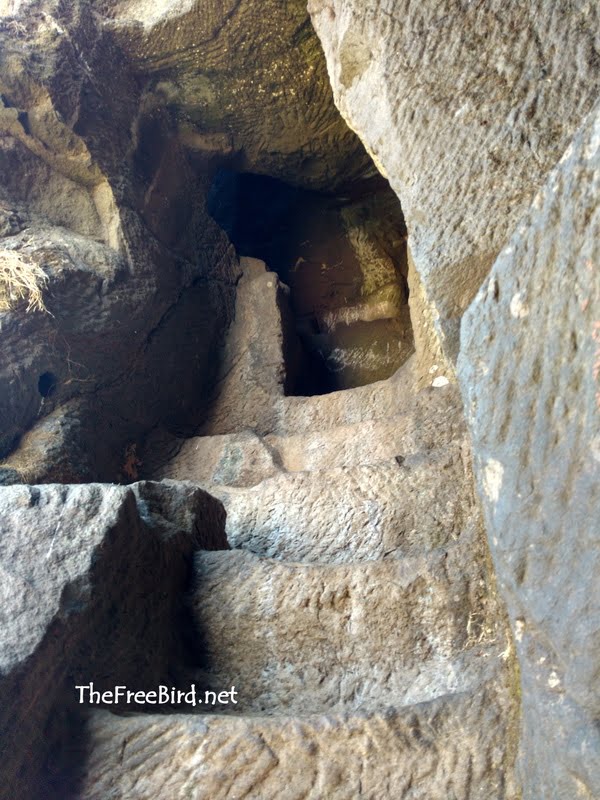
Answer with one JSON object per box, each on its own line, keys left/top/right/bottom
{"left": 201, "top": 350, "right": 420, "bottom": 436}
{"left": 208, "top": 448, "right": 476, "bottom": 563}
{"left": 98, "top": 0, "right": 374, "bottom": 189}
{"left": 0, "top": 481, "right": 226, "bottom": 800}
{"left": 407, "top": 248, "right": 454, "bottom": 389}
{"left": 150, "top": 381, "right": 463, "bottom": 485}
{"left": 184, "top": 254, "right": 450, "bottom": 441}
{"left": 130, "top": 259, "right": 518, "bottom": 797}
{"left": 309, "top": 0, "right": 600, "bottom": 366}
{"left": 192, "top": 548, "right": 504, "bottom": 714}
{"left": 0, "top": 3, "right": 564, "bottom": 797}
{"left": 197, "top": 257, "right": 291, "bottom": 436}
{"left": 264, "top": 386, "right": 460, "bottom": 469}
{"left": 82, "top": 683, "right": 514, "bottom": 800}
{"left": 0, "top": 4, "right": 240, "bottom": 475}
{"left": 0, "top": 0, "right": 386, "bottom": 477}
{"left": 151, "top": 429, "right": 283, "bottom": 488}
{"left": 459, "top": 105, "right": 600, "bottom": 798}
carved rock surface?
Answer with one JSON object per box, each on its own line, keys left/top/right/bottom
{"left": 309, "top": 0, "right": 600, "bottom": 365}
{"left": 0, "top": 481, "right": 226, "bottom": 800}
{"left": 459, "top": 105, "right": 600, "bottom": 798}
{"left": 208, "top": 448, "right": 474, "bottom": 563}
{"left": 83, "top": 685, "right": 512, "bottom": 800}
{"left": 192, "top": 547, "right": 504, "bottom": 714}
{"left": 100, "top": 0, "right": 373, "bottom": 188}
{"left": 0, "top": 0, "right": 377, "bottom": 476}
{"left": 0, "top": 4, "right": 240, "bottom": 473}
{"left": 153, "top": 371, "right": 463, "bottom": 486}
{"left": 80, "top": 241, "right": 518, "bottom": 798}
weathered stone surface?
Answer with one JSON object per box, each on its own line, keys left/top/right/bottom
{"left": 197, "top": 260, "right": 424, "bottom": 437}
{"left": 1, "top": 0, "right": 395, "bottom": 475}
{"left": 197, "top": 257, "right": 292, "bottom": 438}
{"left": 82, "top": 681, "right": 517, "bottom": 799}
{"left": 0, "top": 4, "right": 543, "bottom": 799}
{"left": 151, "top": 429, "right": 282, "bottom": 488}
{"left": 264, "top": 384, "right": 461, "bottom": 470}
{"left": 0, "top": 5, "right": 240, "bottom": 472}
{"left": 309, "top": 0, "right": 600, "bottom": 367}
{"left": 152, "top": 382, "right": 463, "bottom": 484}
{"left": 209, "top": 446, "right": 476, "bottom": 563}
{"left": 192, "top": 548, "right": 505, "bottom": 714}
{"left": 0, "top": 481, "right": 226, "bottom": 800}
{"left": 459, "top": 105, "right": 600, "bottom": 798}
{"left": 99, "top": 0, "right": 373, "bottom": 189}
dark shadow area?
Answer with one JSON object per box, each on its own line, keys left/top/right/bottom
{"left": 207, "top": 168, "right": 413, "bottom": 395}
{"left": 38, "top": 371, "right": 58, "bottom": 398}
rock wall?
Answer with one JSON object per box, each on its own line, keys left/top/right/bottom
{"left": 459, "top": 105, "right": 600, "bottom": 799}
{"left": 0, "top": 1, "right": 597, "bottom": 797}
{"left": 0, "top": 3, "right": 240, "bottom": 480}
{"left": 0, "top": 0, "right": 376, "bottom": 481}
{"left": 309, "top": 0, "right": 600, "bottom": 371}
{"left": 100, "top": 0, "right": 373, "bottom": 189}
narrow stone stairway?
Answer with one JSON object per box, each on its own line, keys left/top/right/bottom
{"left": 80, "top": 260, "right": 518, "bottom": 799}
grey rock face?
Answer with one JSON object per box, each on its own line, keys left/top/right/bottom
{"left": 0, "top": 5, "right": 240, "bottom": 474}
{"left": 98, "top": 0, "right": 373, "bottom": 190}
{"left": 459, "top": 105, "right": 600, "bottom": 798}
{"left": 0, "top": 481, "right": 226, "bottom": 800}
{"left": 4, "top": 1, "right": 592, "bottom": 797}
{"left": 309, "top": 0, "right": 600, "bottom": 367}
{"left": 152, "top": 374, "right": 463, "bottom": 486}
{"left": 209, "top": 448, "right": 475, "bottom": 563}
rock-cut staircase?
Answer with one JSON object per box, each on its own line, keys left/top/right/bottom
{"left": 80, "top": 260, "right": 518, "bottom": 799}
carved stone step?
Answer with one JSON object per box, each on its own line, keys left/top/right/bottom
{"left": 152, "top": 383, "right": 463, "bottom": 487}
{"left": 208, "top": 444, "right": 475, "bottom": 563}
{"left": 190, "top": 548, "right": 503, "bottom": 715}
{"left": 82, "top": 676, "right": 517, "bottom": 800}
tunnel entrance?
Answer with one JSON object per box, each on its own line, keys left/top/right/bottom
{"left": 207, "top": 169, "right": 414, "bottom": 396}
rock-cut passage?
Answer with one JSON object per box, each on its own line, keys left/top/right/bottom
{"left": 78, "top": 258, "right": 520, "bottom": 799}
{"left": 0, "top": 1, "right": 519, "bottom": 794}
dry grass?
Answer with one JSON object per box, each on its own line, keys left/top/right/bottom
{"left": 0, "top": 249, "right": 49, "bottom": 313}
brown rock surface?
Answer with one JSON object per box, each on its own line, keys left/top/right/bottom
{"left": 0, "top": 0, "right": 378, "bottom": 475}
{"left": 192, "top": 547, "right": 505, "bottom": 714}
{"left": 99, "top": 0, "right": 373, "bottom": 188}
{"left": 3, "top": 1, "right": 593, "bottom": 797}
{"left": 83, "top": 685, "right": 513, "bottom": 800}
{"left": 0, "top": 4, "right": 240, "bottom": 474}
{"left": 206, "top": 448, "right": 475, "bottom": 562}
{"left": 121, "top": 251, "right": 519, "bottom": 798}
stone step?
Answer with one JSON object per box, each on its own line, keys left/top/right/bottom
{"left": 270, "top": 364, "right": 454, "bottom": 439}
{"left": 151, "top": 383, "right": 463, "bottom": 487}
{"left": 199, "top": 353, "right": 453, "bottom": 439}
{"left": 208, "top": 444, "right": 475, "bottom": 563}
{"left": 81, "top": 676, "right": 516, "bottom": 799}
{"left": 265, "top": 386, "right": 462, "bottom": 470}
{"left": 190, "top": 548, "right": 501, "bottom": 716}
{"left": 152, "top": 430, "right": 281, "bottom": 488}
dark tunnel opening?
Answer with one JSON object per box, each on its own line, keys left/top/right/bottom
{"left": 207, "top": 168, "right": 414, "bottom": 396}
